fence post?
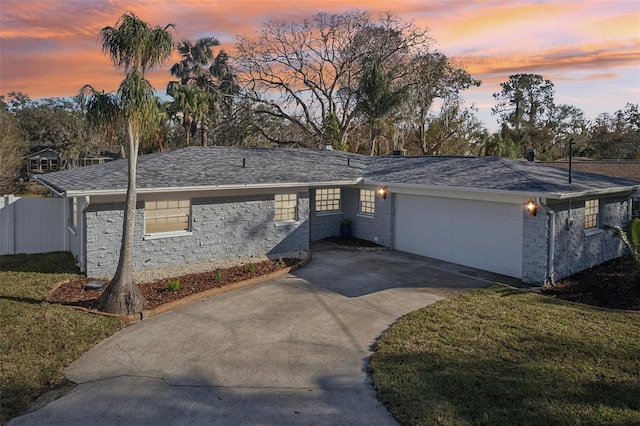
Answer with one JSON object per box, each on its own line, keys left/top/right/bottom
{"left": 1, "top": 195, "right": 18, "bottom": 255}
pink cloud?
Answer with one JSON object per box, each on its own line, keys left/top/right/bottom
{"left": 0, "top": 0, "right": 637, "bottom": 128}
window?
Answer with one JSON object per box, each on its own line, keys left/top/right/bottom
{"left": 145, "top": 200, "right": 191, "bottom": 234}
{"left": 316, "top": 188, "right": 341, "bottom": 212}
{"left": 360, "top": 189, "right": 375, "bottom": 215}
{"left": 51, "top": 159, "right": 58, "bottom": 170}
{"left": 30, "top": 159, "right": 38, "bottom": 171}
{"left": 40, "top": 159, "right": 48, "bottom": 171}
{"left": 275, "top": 193, "right": 297, "bottom": 221}
{"left": 584, "top": 199, "right": 599, "bottom": 229}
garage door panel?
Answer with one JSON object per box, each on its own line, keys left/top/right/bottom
{"left": 457, "top": 233, "right": 483, "bottom": 252}
{"left": 395, "top": 194, "right": 523, "bottom": 278}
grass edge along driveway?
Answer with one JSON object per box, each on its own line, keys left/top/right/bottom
{"left": 369, "top": 285, "right": 640, "bottom": 426}
{"left": 0, "top": 252, "right": 121, "bottom": 424}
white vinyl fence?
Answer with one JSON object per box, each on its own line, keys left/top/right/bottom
{"left": 0, "top": 195, "right": 67, "bottom": 255}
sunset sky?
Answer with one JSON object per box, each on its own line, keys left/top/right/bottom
{"left": 1, "top": 0, "right": 639, "bottom": 130}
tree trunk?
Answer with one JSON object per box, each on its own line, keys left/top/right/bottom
{"left": 369, "top": 120, "right": 377, "bottom": 156}
{"left": 155, "top": 128, "right": 166, "bottom": 152}
{"left": 200, "top": 120, "right": 208, "bottom": 147}
{"left": 97, "top": 121, "right": 146, "bottom": 315}
{"left": 183, "top": 115, "right": 191, "bottom": 146}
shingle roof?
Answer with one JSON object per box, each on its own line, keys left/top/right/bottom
{"left": 539, "top": 160, "right": 640, "bottom": 182}
{"left": 37, "top": 147, "right": 366, "bottom": 194}
{"left": 37, "top": 146, "right": 639, "bottom": 198}
{"left": 366, "top": 156, "right": 638, "bottom": 195}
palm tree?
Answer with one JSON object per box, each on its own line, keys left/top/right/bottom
{"left": 80, "top": 13, "right": 174, "bottom": 315}
{"left": 171, "top": 37, "right": 219, "bottom": 84}
{"left": 166, "top": 81, "right": 211, "bottom": 146}
{"left": 168, "top": 37, "right": 219, "bottom": 146}
{"left": 357, "top": 57, "right": 407, "bottom": 156}
{"left": 168, "top": 37, "right": 238, "bottom": 146}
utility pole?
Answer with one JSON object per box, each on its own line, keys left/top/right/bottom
{"left": 568, "top": 137, "right": 574, "bottom": 184}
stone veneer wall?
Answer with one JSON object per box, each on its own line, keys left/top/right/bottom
{"left": 309, "top": 188, "right": 344, "bottom": 241}
{"left": 308, "top": 187, "right": 393, "bottom": 246}
{"left": 522, "top": 195, "right": 629, "bottom": 285}
{"left": 521, "top": 210, "right": 549, "bottom": 284}
{"left": 85, "top": 193, "right": 310, "bottom": 277}
{"left": 341, "top": 187, "right": 393, "bottom": 247}
{"left": 550, "top": 196, "right": 628, "bottom": 281}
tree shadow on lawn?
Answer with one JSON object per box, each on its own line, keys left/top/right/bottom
{"left": 371, "top": 337, "right": 640, "bottom": 425}
{"left": 0, "top": 252, "right": 80, "bottom": 274}
{"left": 0, "top": 294, "right": 46, "bottom": 304}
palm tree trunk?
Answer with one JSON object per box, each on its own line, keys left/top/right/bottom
{"left": 183, "top": 115, "right": 191, "bottom": 146}
{"left": 201, "top": 123, "right": 207, "bottom": 147}
{"left": 97, "top": 121, "right": 146, "bottom": 315}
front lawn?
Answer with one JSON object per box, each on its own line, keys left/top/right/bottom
{"left": 369, "top": 285, "right": 640, "bottom": 426}
{"left": 0, "top": 252, "right": 121, "bottom": 423}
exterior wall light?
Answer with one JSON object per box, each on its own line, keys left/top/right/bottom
{"left": 526, "top": 198, "right": 537, "bottom": 217}
{"left": 378, "top": 186, "right": 387, "bottom": 200}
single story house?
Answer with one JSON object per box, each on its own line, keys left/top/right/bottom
{"left": 24, "top": 148, "right": 120, "bottom": 179}
{"left": 25, "top": 148, "right": 60, "bottom": 177}
{"left": 36, "top": 146, "right": 640, "bottom": 285}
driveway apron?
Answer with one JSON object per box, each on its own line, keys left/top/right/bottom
{"left": 10, "top": 246, "right": 507, "bottom": 425}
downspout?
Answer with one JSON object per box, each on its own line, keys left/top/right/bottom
{"left": 79, "top": 196, "right": 90, "bottom": 273}
{"left": 536, "top": 197, "right": 556, "bottom": 285}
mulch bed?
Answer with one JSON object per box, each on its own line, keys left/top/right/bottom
{"left": 47, "top": 258, "right": 299, "bottom": 311}
{"left": 540, "top": 255, "right": 640, "bottom": 311}
{"left": 47, "top": 250, "right": 639, "bottom": 313}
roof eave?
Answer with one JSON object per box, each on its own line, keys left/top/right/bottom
{"left": 365, "top": 181, "right": 640, "bottom": 200}
{"left": 63, "top": 179, "right": 364, "bottom": 197}
{"left": 34, "top": 176, "right": 65, "bottom": 197}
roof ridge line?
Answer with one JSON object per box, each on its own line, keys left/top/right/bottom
{"left": 497, "top": 157, "right": 551, "bottom": 193}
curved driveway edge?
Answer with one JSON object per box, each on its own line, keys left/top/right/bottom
{"left": 10, "top": 246, "right": 512, "bottom": 425}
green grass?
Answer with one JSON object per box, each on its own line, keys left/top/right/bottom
{"left": 0, "top": 252, "right": 121, "bottom": 423}
{"left": 369, "top": 285, "right": 640, "bottom": 426}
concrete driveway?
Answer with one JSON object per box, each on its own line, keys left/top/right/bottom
{"left": 10, "top": 245, "right": 515, "bottom": 425}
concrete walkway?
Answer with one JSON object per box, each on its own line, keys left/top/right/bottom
{"left": 10, "top": 245, "right": 515, "bottom": 425}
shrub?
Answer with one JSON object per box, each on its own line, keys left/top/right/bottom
{"left": 277, "top": 257, "right": 285, "bottom": 266}
{"left": 247, "top": 263, "right": 256, "bottom": 273}
{"left": 213, "top": 270, "right": 222, "bottom": 281}
{"left": 166, "top": 279, "right": 180, "bottom": 292}
{"left": 606, "top": 218, "right": 640, "bottom": 273}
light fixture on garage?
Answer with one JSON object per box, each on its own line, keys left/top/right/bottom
{"left": 525, "top": 198, "right": 537, "bottom": 217}
{"left": 378, "top": 186, "right": 387, "bottom": 200}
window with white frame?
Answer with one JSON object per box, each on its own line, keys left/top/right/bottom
{"left": 145, "top": 200, "right": 191, "bottom": 234}
{"left": 359, "top": 189, "right": 375, "bottom": 215}
{"left": 315, "top": 188, "right": 341, "bottom": 212}
{"left": 275, "top": 193, "right": 297, "bottom": 221}
{"left": 584, "top": 199, "right": 599, "bottom": 229}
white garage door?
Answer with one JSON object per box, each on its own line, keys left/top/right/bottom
{"left": 394, "top": 194, "right": 523, "bottom": 278}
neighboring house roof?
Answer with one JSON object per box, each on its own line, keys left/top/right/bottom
{"left": 539, "top": 160, "right": 640, "bottom": 183}
{"left": 25, "top": 148, "right": 59, "bottom": 160}
{"left": 36, "top": 146, "right": 640, "bottom": 199}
